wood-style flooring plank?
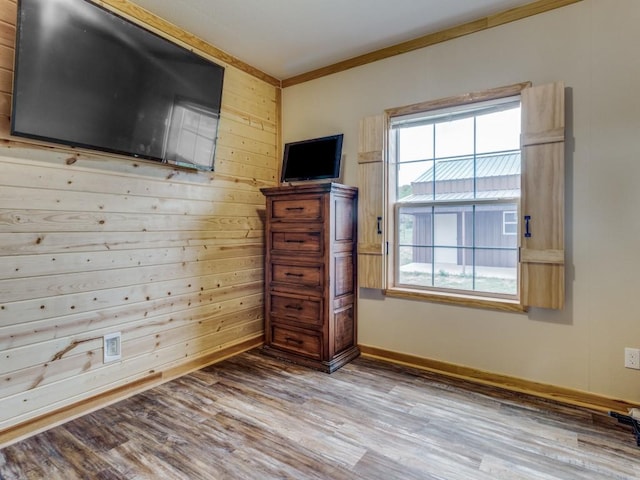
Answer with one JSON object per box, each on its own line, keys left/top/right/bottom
{"left": 1, "top": 349, "right": 639, "bottom": 479}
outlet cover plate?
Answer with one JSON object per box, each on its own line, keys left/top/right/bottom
{"left": 104, "top": 332, "right": 122, "bottom": 363}
{"left": 625, "top": 347, "right": 640, "bottom": 370}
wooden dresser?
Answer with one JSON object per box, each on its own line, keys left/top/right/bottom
{"left": 260, "top": 183, "right": 359, "bottom": 372}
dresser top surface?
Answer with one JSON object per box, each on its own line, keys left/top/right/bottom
{"left": 261, "top": 182, "right": 357, "bottom": 197}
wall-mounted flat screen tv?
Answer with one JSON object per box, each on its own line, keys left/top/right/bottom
{"left": 11, "top": 0, "right": 225, "bottom": 171}
{"left": 281, "top": 134, "right": 343, "bottom": 183}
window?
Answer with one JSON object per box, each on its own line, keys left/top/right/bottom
{"left": 503, "top": 211, "right": 518, "bottom": 235}
{"left": 390, "top": 97, "right": 521, "bottom": 298}
{"left": 357, "top": 82, "right": 566, "bottom": 310}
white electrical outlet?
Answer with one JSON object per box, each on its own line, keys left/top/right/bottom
{"left": 104, "top": 332, "right": 122, "bottom": 363}
{"left": 624, "top": 347, "right": 640, "bottom": 370}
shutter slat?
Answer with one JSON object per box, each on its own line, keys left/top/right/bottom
{"left": 520, "top": 248, "right": 565, "bottom": 264}
{"left": 521, "top": 127, "right": 565, "bottom": 146}
{"left": 358, "top": 151, "right": 384, "bottom": 163}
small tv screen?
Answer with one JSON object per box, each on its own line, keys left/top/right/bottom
{"left": 281, "top": 134, "right": 343, "bottom": 183}
{"left": 11, "top": 0, "right": 225, "bottom": 170}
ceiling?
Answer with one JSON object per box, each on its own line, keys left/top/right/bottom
{"left": 129, "top": 0, "right": 533, "bottom": 80}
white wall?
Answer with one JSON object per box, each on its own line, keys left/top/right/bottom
{"left": 282, "top": 0, "right": 640, "bottom": 402}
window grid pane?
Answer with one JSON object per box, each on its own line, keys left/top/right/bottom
{"left": 393, "top": 99, "right": 521, "bottom": 298}
{"left": 397, "top": 202, "right": 518, "bottom": 295}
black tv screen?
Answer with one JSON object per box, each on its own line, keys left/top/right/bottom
{"left": 11, "top": 0, "right": 225, "bottom": 170}
{"left": 281, "top": 134, "right": 343, "bottom": 183}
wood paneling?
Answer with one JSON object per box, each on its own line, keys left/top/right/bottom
{"left": 0, "top": 0, "right": 279, "bottom": 436}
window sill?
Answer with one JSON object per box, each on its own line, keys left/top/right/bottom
{"left": 384, "top": 287, "right": 528, "bottom": 313}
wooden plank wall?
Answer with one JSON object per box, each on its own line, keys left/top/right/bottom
{"left": 0, "top": 0, "right": 279, "bottom": 434}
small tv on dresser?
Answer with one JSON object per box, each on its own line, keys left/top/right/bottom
{"left": 281, "top": 134, "right": 343, "bottom": 183}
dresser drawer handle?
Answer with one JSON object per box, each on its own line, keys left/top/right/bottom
{"left": 284, "top": 336, "right": 303, "bottom": 345}
{"left": 285, "top": 304, "right": 303, "bottom": 311}
{"left": 285, "top": 239, "right": 305, "bottom": 243}
{"left": 285, "top": 272, "right": 304, "bottom": 277}
{"left": 286, "top": 207, "right": 305, "bottom": 211}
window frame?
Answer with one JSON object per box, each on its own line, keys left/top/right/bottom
{"left": 385, "top": 86, "right": 527, "bottom": 307}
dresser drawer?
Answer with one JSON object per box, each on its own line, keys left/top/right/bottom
{"left": 271, "top": 324, "right": 322, "bottom": 359}
{"left": 270, "top": 293, "right": 322, "bottom": 327}
{"left": 271, "top": 229, "right": 322, "bottom": 254}
{"left": 271, "top": 262, "right": 323, "bottom": 289}
{"left": 271, "top": 197, "right": 322, "bottom": 221}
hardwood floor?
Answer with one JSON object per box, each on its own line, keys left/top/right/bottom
{"left": 1, "top": 349, "right": 638, "bottom": 479}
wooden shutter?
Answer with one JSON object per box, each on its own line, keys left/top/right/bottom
{"left": 357, "top": 115, "right": 385, "bottom": 289}
{"left": 520, "top": 82, "right": 565, "bottom": 309}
